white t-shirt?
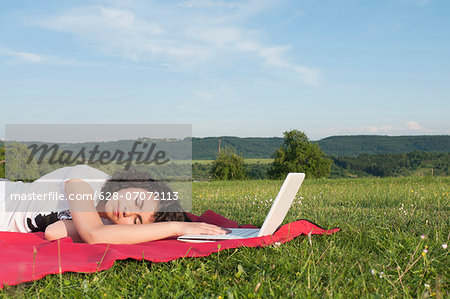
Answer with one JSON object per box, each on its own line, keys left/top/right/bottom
{"left": 0, "top": 165, "right": 111, "bottom": 233}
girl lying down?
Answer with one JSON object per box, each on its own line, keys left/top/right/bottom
{"left": 0, "top": 165, "right": 226, "bottom": 244}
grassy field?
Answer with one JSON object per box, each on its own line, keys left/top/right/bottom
{"left": 1, "top": 176, "right": 449, "bottom": 298}
{"left": 192, "top": 159, "right": 274, "bottom": 164}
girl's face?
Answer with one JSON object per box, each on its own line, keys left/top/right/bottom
{"left": 102, "top": 188, "right": 157, "bottom": 225}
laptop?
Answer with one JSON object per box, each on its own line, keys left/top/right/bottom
{"left": 177, "top": 173, "right": 305, "bottom": 242}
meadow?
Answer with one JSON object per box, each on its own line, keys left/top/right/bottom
{"left": 192, "top": 159, "right": 274, "bottom": 165}
{"left": 1, "top": 176, "right": 448, "bottom": 298}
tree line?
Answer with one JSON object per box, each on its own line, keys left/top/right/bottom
{"left": 1, "top": 132, "right": 448, "bottom": 181}
{"left": 194, "top": 151, "right": 449, "bottom": 180}
{"left": 2, "top": 134, "right": 448, "bottom": 161}
{"left": 193, "top": 135, "right": 450, "bottom": 158}
{"left": 330, "top": 151, "right": 449, "bottom": 178}
{"left": 199, "top": 130, "right": 449, "bottom": 180}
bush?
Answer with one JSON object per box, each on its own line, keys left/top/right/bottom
{"left": 268, "top": 130, "right": 331, "bottom": 179}
{"left": 211, "top": 146, "right": 247, "bottom": 180}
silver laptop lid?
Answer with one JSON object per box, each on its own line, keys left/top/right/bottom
{"left": 258, "top": 173, "right": 305, "bottom": 237}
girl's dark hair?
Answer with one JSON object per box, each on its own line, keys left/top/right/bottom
{"left": 100, "top": 169, "right": 190, "bottom": 223}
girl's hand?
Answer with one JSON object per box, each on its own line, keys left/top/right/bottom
{"left": 177, "top": 222, "right": 229, "bottom": 236}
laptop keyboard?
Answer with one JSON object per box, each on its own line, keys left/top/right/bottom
{"left": 229, "top": 228, "right": 260, "bottom": 238}
{"left": 177, "top": 228, "right": 260, "bottom": 242}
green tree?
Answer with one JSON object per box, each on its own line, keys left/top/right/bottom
{"left": 0, "top": 145, "right": 5, "bottom": 178}
{"left": 211, "top": 146, "right": 247, "bottom": 180}
{"left": 268, "top": 130, "right": 331, "bottom": 179}
{"left": 5, "top": 142, "right": 40, "bottom": 181}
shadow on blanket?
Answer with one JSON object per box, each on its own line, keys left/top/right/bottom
{"left": 0, "top": 210, "right": 339, "bottom": 288}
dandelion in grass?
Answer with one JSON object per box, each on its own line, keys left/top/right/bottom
{"left": 422, "top": 246, "right": 428, "bottom": 256}
{"left": 442, "top": 244, "right": 447, "bottom": 249}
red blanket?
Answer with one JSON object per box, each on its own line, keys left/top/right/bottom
{"left": 0, "top": 210, "right": 339, "bottom": 288}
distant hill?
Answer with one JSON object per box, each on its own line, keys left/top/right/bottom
{"left": 193, "top": 135, "right": 449, "bottom": 159}
{"left": 316, "top": 135, "right": 450, "bottom": 156}
{"left": 192, "top": 137, "right": 282, "bottom": 159}
{"left": 1, "top": 135, "right": 449, "bottom": 159}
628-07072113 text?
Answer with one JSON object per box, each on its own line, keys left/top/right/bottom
{"left": 95, "top": 191, "right": 179, "bottom": 201}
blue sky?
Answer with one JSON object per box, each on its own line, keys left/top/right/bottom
{"left": 0, "top": 0, "right": 449, "bottom": 140}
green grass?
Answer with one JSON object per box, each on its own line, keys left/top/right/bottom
{"left": 2, "top": 177, "right": 449, "bottom": 298}
{"left": 192, "top": 158, "right": 274, "bottom": 164}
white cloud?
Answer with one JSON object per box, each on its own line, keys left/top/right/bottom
{"left": 35, "top": 6, "right": 204, "bottom": 65}
{"left": 0, "top": 48, "right": 47, "bottom": 64}
{"left": 365, "top": 125, "right": 394, "bottom": 134}
{"left": 188, "top": 27, "right": 320, "bottom": 85}
{"left": 360, "top": 121, "right": 428, "bottom": 135}
{"left": 31, "top": 1, "right": 319, "bottom": 85}
{"left": 0, "top": 47, "right": 89, "bottom": 67}
{"left": 193, "top": 86, "right": 237, "bottom": 103}
{"left": 176, "top": 85, "right": 238, "bottom": 113}
{"left": 258, "top": 46, "right": 319, "bottom": 86}
{"left": 13, "top": 51, "right": 46, "bottom": 63}
{"left": 406, "top": 121, "right": 426, "bottom": 131}
{"left": 188, "top": 26, "right": 242, "bottom": 46}
{"left": 43, "top": 6, "right": 164, "bottom": 35}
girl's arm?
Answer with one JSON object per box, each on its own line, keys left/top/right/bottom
{"left": 45, "top": 220, "right": 83, "bottom": 242}
{"left": 65, "top": 179, "right": 225, "bottom": 244}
